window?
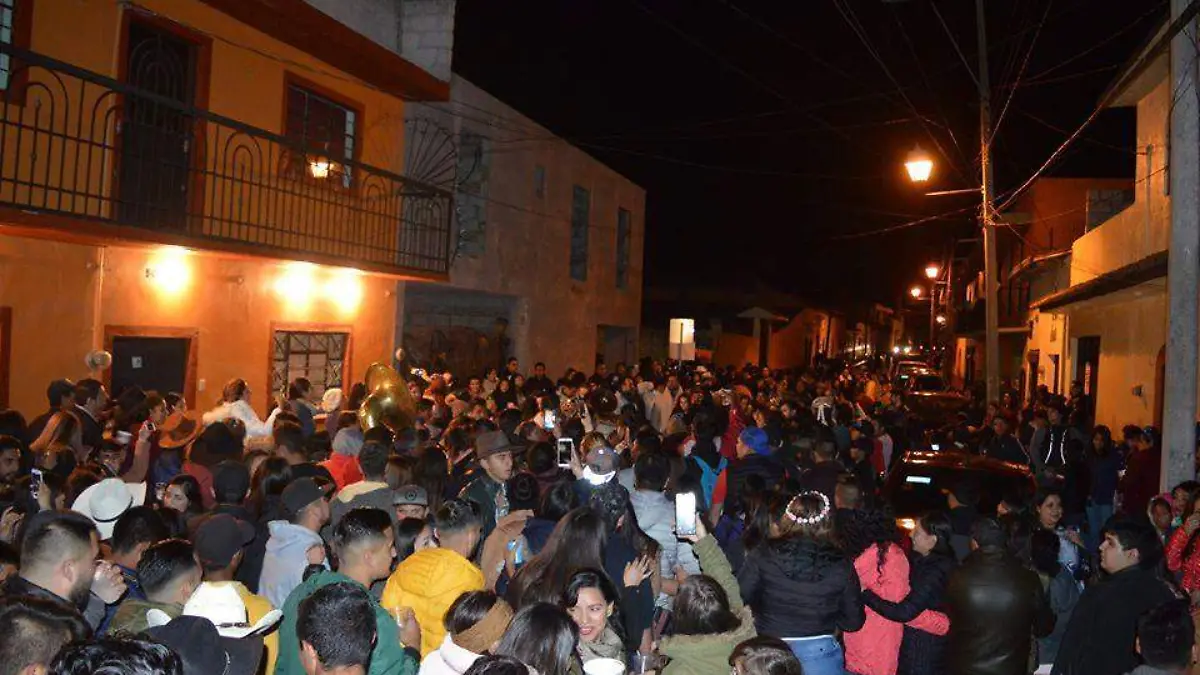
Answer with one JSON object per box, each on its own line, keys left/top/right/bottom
{"left": 272, "top": 330, "right": 349, "bottom": 399}
{"left": 616, "top": 208, "right": 631, "bottom": 289}
{"left": 570, "top": 185, "right": 590, "bottom": 281}
{"left": 534, "top": 164, "right": 546, "bottom": 199}
{"left": 284, "top": 82, "right": 357, "bottom": 187}
{"left": 0, "top": 0, "right": 16, "bottom": 90}
{"left": 456, "top": 131, "right": 489, "bottom": 256}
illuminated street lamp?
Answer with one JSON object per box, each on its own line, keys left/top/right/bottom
{"left": 925, "top": 264, "right": 940, "bottom": 280}
{"left": 904, "top": 145, "right": 933, "bottom": 183}
{"left": 909, "top": 286, "right": 923, "bottom": 299}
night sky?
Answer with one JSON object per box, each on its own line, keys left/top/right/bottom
{"left": 452, "top": 0, "right": 1161, "bottom": 308}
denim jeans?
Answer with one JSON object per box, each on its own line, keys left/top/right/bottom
{"left": 783, "top": 636, "right": 844, "bottom": 675}
{"left": 1086, "top": 502, "right": 1114, "bottom": 552}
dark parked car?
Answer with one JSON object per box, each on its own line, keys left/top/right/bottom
{"left": 882, "top": 449, "right": 1035, "bottom": 529}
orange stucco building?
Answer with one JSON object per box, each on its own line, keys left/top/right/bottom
{"left": 0, "top": 0, "right": 453, "bottom": 416}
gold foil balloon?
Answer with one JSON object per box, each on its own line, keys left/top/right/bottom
{"left": 358, "top": 362, "right": 416, "bottom": 434}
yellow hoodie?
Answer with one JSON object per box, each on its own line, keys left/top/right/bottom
{"left": 381, "top": 548, "right": 484, "bottom": 656}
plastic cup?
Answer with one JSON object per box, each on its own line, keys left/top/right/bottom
{"left": 583, "top": 658, "right": 626, "bottom": 675}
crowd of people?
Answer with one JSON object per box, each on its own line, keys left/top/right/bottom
{"left": 0, "top": 354, "right": 1193, "bottom": 675}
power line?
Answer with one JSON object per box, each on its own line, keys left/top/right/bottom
{"left": 626, "top": 0, "right": 863, "bottom": 149}
{"left": 929, "top": 0, "right": 981, "bottom": 91}
{"left": 830, "top": 0, "right": 972, "bottom": 185}
{"left": 1022, "top": 0, "right": 1168, "bottom": 85}
{"left": 989, "top": 0, "right": 1053, "bottom": 146}
{"left": 995, "top": 2, "right": 1200, "bottom": 213}
{"left": 888, "top": 3, "right": 975, "bottom": 179}
{"left": 826, "top": 203, "right": 983, "bottom": 241}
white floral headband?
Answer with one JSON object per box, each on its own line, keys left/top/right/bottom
{"left": 785, "top": 491, "right": 831, "bottom": 525}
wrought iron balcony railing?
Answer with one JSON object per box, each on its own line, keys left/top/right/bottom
{"left": 0, "top": 42, "right": 451, "bottom": 276}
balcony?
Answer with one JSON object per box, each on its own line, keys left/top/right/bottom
{"left": 0, "top": 43, "right": 452, "bottom": 277}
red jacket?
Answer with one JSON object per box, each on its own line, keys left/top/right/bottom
{"left": 844, "top": 544, "right": 949, "bottom": 675}
{"left": 1167, "top": 526, "right": 1200, "bottom": 593}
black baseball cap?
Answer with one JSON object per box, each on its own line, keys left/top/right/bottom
{"left": 282, "top": 478, "right": 326, "bottom": 516}
{"left": 194, "top": 514, "right": 256, "bottom": 568}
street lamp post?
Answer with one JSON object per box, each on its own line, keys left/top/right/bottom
{"left": 976, "top": 0, "right": 1001, "bottom": 407}
{"left": 899, "top": 0, "right": 999, "bottom": 404}
{"left": 925, "top": 264, "right": 940, "bottom": 351}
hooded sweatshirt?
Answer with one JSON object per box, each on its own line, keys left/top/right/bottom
{"left": 629, "top": 489, "right": 699, "bottom": 608}
{"left": 259, "top": 520, "right": 328, "bottom": 609}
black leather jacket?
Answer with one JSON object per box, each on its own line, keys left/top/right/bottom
{"left": 946, "top": 547, "right": 1054, "bottom": 675}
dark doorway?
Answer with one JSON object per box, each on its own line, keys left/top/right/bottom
{"left": 119, "top": 19, "right": 198, "bottom": 229}
{"left": 1076, "top": 336, "right": 1101, "bottom": 401}
{"left": 110, "top": 336, "right": 190, "bottom": 400}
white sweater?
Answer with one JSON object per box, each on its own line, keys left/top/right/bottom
{"left": 419, "top": 635, "right": 483, "bottom": 675}
{"left": 202, "top": 399, "right": 280, "bottom": 439}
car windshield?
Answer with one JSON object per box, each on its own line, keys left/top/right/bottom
{"left": 911, "top": 374, "right": 945, "bottom": 391}
{"left": 885, "top": 464, "right": 1031, "bottom": 517}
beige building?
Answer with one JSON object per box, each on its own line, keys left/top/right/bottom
{"left": 396, "top": 77, "right": 645, "bottom": 379}
{"left": 1030, "top": 32, "right": 1172, "bottom": 431}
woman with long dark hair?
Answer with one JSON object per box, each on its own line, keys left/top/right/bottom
{"left": 494, "top": 603, "right": 579, "bottom": 675}
{"left": 1166, "top": 491, "right": 1200, "bottom": 593}
{"left": 1030, "top": 528, "right": 1079, "bottom": 669}
{"left": 562, "top": 569, "right": 626, "bottom": 667}
{"left": 505, "top": 507, "right": 609, "bottom": 608}
{"left": 416, "top": 447, "right": 450, "bottom": 512}
{"left": 1033, "top": 489, "right": 1089, "bottom": 586}
{"left": 1085, "top": 425, "right": 1120, "bottom": 551}
{"left": 658, "top": 517, "right": 757, "bottom": 675}
{"left": 737, "top": 491, "right": 864, "bottom": 675}
{"left": 861, "top": 512, "right": 956, "bottom": 675}
{"left": 841, "top": 508, "right": 948, "bottom": 675}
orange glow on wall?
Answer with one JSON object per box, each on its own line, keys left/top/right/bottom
{"left": 146, "top": 246, "right": 193, "bottom": 297}
{"left": 274, "top": 261, "right": 316, "bottom": 303}
{"left": 324, "top": 267, "right": 363, "bottom": 312}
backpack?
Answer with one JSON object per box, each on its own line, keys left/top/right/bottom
{"left": 694, "top": 455, "right": 728, "bottom": 506}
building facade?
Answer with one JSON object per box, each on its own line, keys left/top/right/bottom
{"left": 395, "top": 77, "right": 646, "bottom": 379}
{"left": 0, "top": 0, "right": 454, "bottom": 414}
{"left": 949, "top": 177, "right": 1135, "bottom": 396}
{"left": 1030, "top": 28, "right": 1172, "bottom": 431}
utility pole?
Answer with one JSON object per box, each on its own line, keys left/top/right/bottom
{"left": 1163, "top": 0, "right": 1200, "bottom": 490}
{"left": 976, "top": 0, "right": 1000, "bottom": 405}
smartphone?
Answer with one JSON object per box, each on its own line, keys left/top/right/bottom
{"left": 543, "top": 409, "right": 557, "bottom": 431}
{"left": 675, "top": 492, "right": 698, "bottom": 537}
{"left": 144, "top": 421, "right": 156, "bottom": 433}
{"left": 556, "top": 438, "right": 575, "bottom": 468}
{"left": 931, "top": 443, "right": 941, "bottom": 451}
{"left": 29, "top": 468, "right": 42, "bottom": 502}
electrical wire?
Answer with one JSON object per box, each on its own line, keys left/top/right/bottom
{"left": 1022, "top": 0, "right": 1168, "bottom": 85}
{"left": 989, "top": 0, "right": 1053, "bottom": 146}
{"left": 887, "top": 3, "right": 975, "bottom": 182}
{"left": 830, "top": 0, "right": 972, "bottom": 185}
{"left": 995, "top": 0, "right": 1200, "bottom": 213}
{"left": 929, "top": 0, "right": 982, "bottom": 91}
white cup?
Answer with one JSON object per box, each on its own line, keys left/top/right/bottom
{"left": 583, "top": 658, "right": 626, "bottom": 675}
